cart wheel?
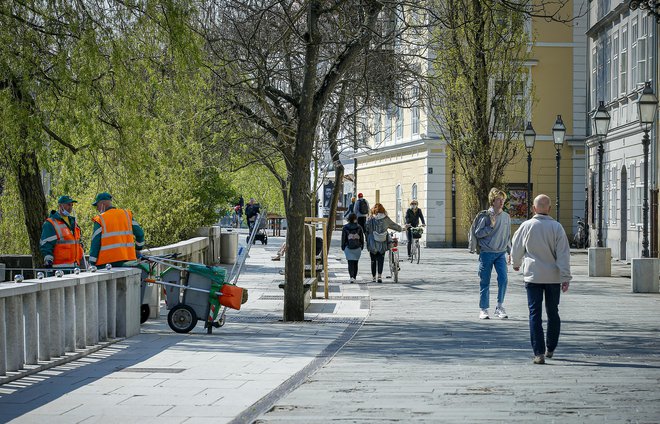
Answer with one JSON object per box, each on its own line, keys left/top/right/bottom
{"left": 218, "top": 315, "right": 226, "bottom": 327}
{"left": 140, "top": 304, "right": 150, "bottom": 324}
{"left": 167, "top": 304, "right": 197, "bottom": 333}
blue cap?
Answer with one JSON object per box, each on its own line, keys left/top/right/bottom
{"left": 92, "top": 192, "right": 112, "bottom": 206}
{"left": 57, "top": 195, "right": 77, "bottom": 204}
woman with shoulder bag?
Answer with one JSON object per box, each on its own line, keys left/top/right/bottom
{"left": 366, "top": 203, "right": 403, "bottom": 283}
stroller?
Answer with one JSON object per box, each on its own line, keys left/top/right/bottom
{"left": 247, "top": 213, "right": 268, "bottom": 244}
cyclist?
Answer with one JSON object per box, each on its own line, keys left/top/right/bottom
{"left": 405, "top": 200, "right": 425, "bottom": 260}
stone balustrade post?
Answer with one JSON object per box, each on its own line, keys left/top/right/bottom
{"left": 23, "top": 292, "right": 38, "bottom": 365}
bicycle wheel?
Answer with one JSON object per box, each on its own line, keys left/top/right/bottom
{"left": 415, "top": 241, "right": 420, "bottom": 264}
{"left": 391, "top": 251, "right": 399, "bottom": 283}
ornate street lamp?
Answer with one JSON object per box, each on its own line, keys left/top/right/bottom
{"left": 628, "top": 0, "right": 660, "bottom": 22}
{"left": 524, "top": 121, "right": 536, "bottom": 219}
{"left": 552, "top": 115, "right": 566, "bottom": 222}
{"left": 637, "top": 82, "right": 658, "bottom": 258}
{"left": 592, "top": 101, "right": 611, "bottom": 248}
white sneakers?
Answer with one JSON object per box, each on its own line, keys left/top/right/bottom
{"left": 494, "top": 306, "right": 508, "bottom": 319}
{"left": 480, "top": 307, "right": 508, "bottom": 319}
{"left": 349, "top": 277, "right": 355, "bottom": 284}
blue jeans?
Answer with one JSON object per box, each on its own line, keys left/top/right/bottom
{"left": 526, "top": 283, "right": 561, "bottom": 356}
{"left": 478, "top": 251, "right": 508, "bottom": 309}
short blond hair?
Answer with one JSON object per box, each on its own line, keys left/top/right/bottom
{"left": 488, "top": 188, "right": 507, "bottom": 205}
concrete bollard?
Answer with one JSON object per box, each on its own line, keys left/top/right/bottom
{"left": 75, "top": 284, "right": 86, "bottom": 349}
{"left": 64, "top": 286, "right": 76, "bottom": 352}
{"left": 588, "top": 247, "right": 611, "bottom": 277}
{"left": 631, "top": 258, "right": 660, "bottom": 293}
{"left": 37, "top": 290, "right": 51, "bottom": 361}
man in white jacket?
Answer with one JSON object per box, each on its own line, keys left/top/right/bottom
{"left": 511, "top": 194, "right": 572, "bottom": 365}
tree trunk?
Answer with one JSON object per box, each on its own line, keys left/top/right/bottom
{"left": 325, "top": 164, "right": 344, "bottom": 250}
{"left": 16, "top": 151, "right": 47, "bottom": 267}
{"left": 283, "top": 167, "right": 309, "bottom": 321}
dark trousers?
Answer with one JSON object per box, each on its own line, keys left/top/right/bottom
{"left": 347, "top": 260, "right": 358, "bottom": 278}
{"left": 526, "top": 283, "right": 562, "bottom": 356}
{"left": 369, "top": 251, "right": 385, "bottom": 276}
{"left": 357, "top": 216, "right": 367, "bottom": 234}
{"left": 406, "top": 228, "right": 413, "bottom": 256}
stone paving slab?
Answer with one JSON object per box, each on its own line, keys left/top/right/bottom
{"left": 259, "top": 248, "right": 660, "bottom": 423}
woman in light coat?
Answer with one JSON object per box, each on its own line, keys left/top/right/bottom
{"left": 365, "top": 203, "right": 402, "bottom": 283}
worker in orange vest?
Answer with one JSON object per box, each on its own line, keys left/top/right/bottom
{"left": 39, "top": 195, "right": 84, "bottom": 268}
{"left": 88, "top": 192, "right": 145, "bottom": 267}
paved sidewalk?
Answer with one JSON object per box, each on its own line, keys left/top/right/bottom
{"left": 260, "top": 249, "right": 660, "bottom": 423}
{"left": 2, "top": 237, "right": 659, "bottom": 423}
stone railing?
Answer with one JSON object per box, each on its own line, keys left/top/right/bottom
{"left": 0, "top": 225, "right": 232, "bottom": 380}
{"left": 0, "top": 268, "right": 141, "bottom": 377}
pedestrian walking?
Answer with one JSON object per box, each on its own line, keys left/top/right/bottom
{"left": 472, "top": 187, "right": 511, "bottom": 320}
{"left": 404, "top": 200, "right": 425, "bottom": 259}
{"left": 366, "top": 203, "right": 402, "bottom": 283}
{"left": 341, "top": 213, "right": 364, "bottom": 284}
{"left": 39, "top": 195, "right": 84, "bottom": 268}
{"left": 511, "top": 194, "right": 572, "bottom": 365}
{"left": 343, "top": 196, "right": 356, "bottom": 219}
{"left": 354, "top": 193, "right": 370, "bottom": 234}
{"left": 88, "top": 192, "right": 145, "bottom": 267}
{"left": 245, "top": 198, "right": 261, "bottom": 235}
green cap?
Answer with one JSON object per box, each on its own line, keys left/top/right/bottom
{"left": 92, "top": 192, "right": 112, "bottom": 206}
{"left": 57, "top": 195, "right": 77, "bottom": 204}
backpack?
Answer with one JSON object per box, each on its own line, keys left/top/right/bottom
{"left": 346, "top": 226, "right": 361, "bottom": 249}
{"left": 358, "top": 199, "right": 369, "bottom": 215}
{"left": 370, "top": 218, "right": 388, "bottom": 242}
{"left": 468, "top": 210, "right": 489, "bottom": 254}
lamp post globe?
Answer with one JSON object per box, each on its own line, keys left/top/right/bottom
{"left": 524, "top": 121, "right": 536, "bottom": 219}
{"left": 553, "top": 115, "right": 566, "bottom": 221}
{"left": 637, "top": 82, "right": 658, "bottom": 258}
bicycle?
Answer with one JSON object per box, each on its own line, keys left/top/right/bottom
{"left": 409, "top": 227, "right": 423, "bottom": 264}
{"left": 388, "top": 231, "right": 400, "bottom": 283}
{"left": 573, "top": 216, "right": 589, "bottom": 249}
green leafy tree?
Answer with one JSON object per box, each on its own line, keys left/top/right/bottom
{"left": 429, "top": 0, "right": 533, "bottom": 213}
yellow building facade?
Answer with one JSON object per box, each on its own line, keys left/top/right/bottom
{"left": 355, "top": 3, "right": 588, "bottom": 247}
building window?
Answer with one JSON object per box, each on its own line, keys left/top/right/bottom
{"left": 612, "top": 31, "right": 619, "bottom": 101}
{"left": 411, "top": 86, "right": 420, "bottom": 135}
{"left": 603, "top": 166, "right": 609, "bottom": 225}
{"left": 630, "top": 162, "right": 643, "bottom": 226}
{"left": 604, "top": 34, "right": 611, "bottom": 101}
{"left": 638, "top": 15, "right": 647, "bottom": 84}
{"left": 631, "top": 17, "right": 638, "bottom": 86}
{"left": 411, "top": 183, "right": 417, "bottom": 200}
{"left": 591, "top": 47, "right": 598, "bottom": 109}
{"left": 610, "top": 166, "right": 617, "bottom": 224}
{"left": 396, "top": 106, "right": 403, "bottom": 140}
{"left": 375, "top": 111, "right": 382, "bottom": 146}
{"left": 620, "top": 24, "right": 627, "bottom": 95}
{"left": 385, "top": 107, "right": 392, "bottom": 145}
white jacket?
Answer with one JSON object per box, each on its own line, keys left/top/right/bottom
{"left": 511, "top": 214, "right": 572, "bottom": 284}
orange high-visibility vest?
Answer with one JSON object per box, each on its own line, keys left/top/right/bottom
{"left": 46, "top": 218, "right": 84, "bottom": 268}
{"left": 92, "top": 209, "right": 137, "bottom": 265}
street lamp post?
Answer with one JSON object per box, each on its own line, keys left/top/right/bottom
{"left": 524, "top": 121, "right": 536, "bottom": 219}
{"left": 552, "top": 115, "right": 566, "bottom": 222}
{"left": 592, "top": 101, "right": 611, "bottom": 248}
{"left": 637, "top": 82, "right": 658, "bottom": 258}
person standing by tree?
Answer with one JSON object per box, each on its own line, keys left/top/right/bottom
{"left": 404, "top": 200, "right": 426, "bottom": 259}
{"left": 354, "top": 193, "right": 370, "bottom": 234}
{"left": 511, "top": 194, "right": 572, "bottom": 365}
{"left": 473, "top": 188, "right": 511, "bottom": 320}
{"left": 341, "top": 213, "right": 364, "bottom": 284}
{"left": 366, "top": 203, "right": 402, "bottom": 283}
{"left": 89, "top": 192, "right": 145, "bottom": 267}
{"left": 40, "top": 195, "right": 84, "bottom": 269}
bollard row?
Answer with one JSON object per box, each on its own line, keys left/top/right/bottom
{"left": 0, "top": 268, "right": 141, "bottom": 376}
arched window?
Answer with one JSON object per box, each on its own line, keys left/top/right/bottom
{"left": 411, "top": 183, "right": 418, "bottom": 201}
